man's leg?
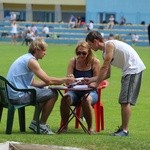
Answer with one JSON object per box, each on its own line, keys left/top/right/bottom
{"left": 40, "top": 97, "right": 57, "bottom": 124}
{"left": 60, "top": 95, "right": 72, "bottom": 130}
{"left": 121, "top": 103, "right": 131, "bottom": 131}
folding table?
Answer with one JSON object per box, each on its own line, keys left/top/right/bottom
{"left": 49, "top": 85, "right": 94, "bottom": 134}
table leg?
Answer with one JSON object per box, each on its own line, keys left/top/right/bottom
{"left": 57, "top": 90, "right": 91, "bottom": 134}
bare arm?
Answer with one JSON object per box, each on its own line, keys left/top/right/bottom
{"left": 28, "top": 58, "right": 74, "bottom": 87}
{"left": 95, "top": 42, "right": 114, "bottom": 86}
{"left": 89, "top": 58, "right": 101, "bottom": 86}
{"left": 66, "top": 58, "right": 75, "bottom": 77}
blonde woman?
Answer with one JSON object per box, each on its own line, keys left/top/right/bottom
{"left": 60, "top": 41, "right": 100, "bottom": 134}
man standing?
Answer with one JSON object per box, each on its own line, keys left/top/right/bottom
{"left": 7, "top": 38, "right": 74, "bottom": 134}
{"left": 85, "top": 31, "right": 146, "bottom": 136}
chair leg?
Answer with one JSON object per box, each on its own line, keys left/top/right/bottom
{"left": 100, "top": 103, "right": 104, "bottom": 130}
{"left": 75, "top": 106, "right": 82, "bottom": 128}
{"left": 6, "top": 106, "right": 15, "bottom": 134}
{"left": 18, "top": 107, "right": 26, "bottom": 132}
{"left": 0, "top": 104, "right": 3, "bottom": 122}
{"left": 94, "top": 103, "right": 101, "bottom": 132}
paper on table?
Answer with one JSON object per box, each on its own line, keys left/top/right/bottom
{"left": 73, "top": 85, "right": 88, "bottom": 89}
{"left": 75, "top": 77, "right": 84, "bottom": 81}
{"left": 49, "top": 85, "right": 67, "bottom": 90}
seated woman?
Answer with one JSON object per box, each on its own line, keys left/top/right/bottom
{"left": 60, "top": 41, "right": 100, "bottom": 134}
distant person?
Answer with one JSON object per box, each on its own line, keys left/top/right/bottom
{"left": 31, "top": 24, "right": 38, "bottom": 36}
{"left": 68, "top": 15, "right": 77, "bottom": 28}
{"left": 42, "top": 25, "right": 50, "bottom": 38}
{"left": 120, "top": 16, "right": 126, "bottom": 25}
{"left": 76, "top": 16, "right": 82, "bottom": 28}
{"left": 148, "top": 24, "right": 150, "bottom": 45}
{"left": 24, "top": 30, "right": 35, "bottom": 46}
{"left": 131, "top": 33, "right": 139, "bottom": 45}
{"left": 107, "top": 15, "right": 115, "bottom": 29}
{"left": 85, "top": 31, "right": 146, "bottom": 136}
{"left": 85, "top": 20, "right": 94, "bottom": 32}
{"left": 108, "top": 33, "right": 115, "bottom": 40}
{"left": 10, "top": 21, "right": 18, "bottom": 45}
{"left": 10, "top": 12, "right": 16, "bottom": 23}
{"left": 6, "top": 38, "right": 75, "bottom": 135}
{"left": 60, "top": 41, "right": 100, "bottom": 134}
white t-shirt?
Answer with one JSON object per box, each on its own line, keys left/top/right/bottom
{"left": 42, "top": 26, "right": 49, "bottom": 34}
{"left": 88, "top": 22, "right": 93, "bottom": 30}
{"left": 103, "top": 40, "right": 146, "bottom": 76}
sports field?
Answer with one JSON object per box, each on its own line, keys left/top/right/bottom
{"left": 0, "top": 43, "right": 150, "bottom": 150}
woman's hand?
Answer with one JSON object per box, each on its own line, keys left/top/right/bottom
{"left": 65, "top": 77, "right": 75, "bottom": 85}
{"left": 89, "top": 82, "right": 99, "bottom": 89}
{"left": 67, "top": 74, "right": 74, "bottom": 78}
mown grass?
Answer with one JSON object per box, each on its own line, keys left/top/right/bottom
{"left": 0, "top": 42, "right": 150, "bottom": 150}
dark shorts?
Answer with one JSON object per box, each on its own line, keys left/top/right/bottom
{"left": 119, "top": 71, "right": 143, "bottom": 105}
{"left": 10, "top": 87, "right": 58, "bottom": 105}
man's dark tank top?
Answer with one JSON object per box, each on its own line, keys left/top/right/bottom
{"left": 73, "top": 59, "right": 93, "bottom": 78}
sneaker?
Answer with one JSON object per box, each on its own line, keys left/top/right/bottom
{"left": 29, "top": 120, "right": 55, "bottom": 135}
{"left": 111, "top": 128, "right": 129, "bottom": 136}
{"left": 110, "top": 127, "right": 121, "bottom": 136}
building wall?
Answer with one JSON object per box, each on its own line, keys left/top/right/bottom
{"left": 1, "top": 0, "right": 85, "bottom": 5}
{"left": 0, "top": 1, "right": 85, "bottom": 22}
{"left": 86, "top": 0, "right": 150, "bottom": 24}
{"left": 1, "top": 0, "right": 149, "bottom": 24}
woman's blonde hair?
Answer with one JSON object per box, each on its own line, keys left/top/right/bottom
{"left": 75, "top": 41, "right": 94, "bottom": 65}
{"left": 28, "top": 38, "right": 48, "bottom": 54}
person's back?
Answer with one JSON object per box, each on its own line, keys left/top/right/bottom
{"left": 104, "top": 40, "right": 145, "bottom": 75}
{"left": 42, "top": 25, "right": 49, "bottom": 37}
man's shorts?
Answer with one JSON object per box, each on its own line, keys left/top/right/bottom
{"left": 10, "top": 87, "right": 58, "bottom": 105}
{"left": 65, "top": 90, "right": 98, "bottom": 106}
{"left": 119, "top": 71, "right": 143, "bottom": 105}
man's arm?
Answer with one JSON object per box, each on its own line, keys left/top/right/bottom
{"left": 95, "top": 42, "right": 114, "bottom": 87}
{"left": 28, "top": 58, "right": 74, "bottom": 87}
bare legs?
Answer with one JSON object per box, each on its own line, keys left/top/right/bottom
{"left": 60, "top": 94, "right": 94, "bottom": 133}
{"left": 60, "top": 95, "right": 72, "bottom": 131}
{"left": 81, "top": 96, "right": 94, "bottom": 132}
{"left": 120, "top": 103, "right": 131, "bottom": 131}
{"left": 33, "top": 93, "right": 58, "bottom": 124}
{"left": 11, "top": 34, "right": 17, "bottom": 45}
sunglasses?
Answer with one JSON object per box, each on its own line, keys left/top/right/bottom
{"left": 76, "top": 51, "right": 87, "bottom": 56}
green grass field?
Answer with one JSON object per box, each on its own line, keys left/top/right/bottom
{"left": 0, "top": 43, "right": 150, "bottom": 150}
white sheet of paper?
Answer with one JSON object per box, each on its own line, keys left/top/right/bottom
{"left": 73, "top": 85, "right": 88, "bottom": 89}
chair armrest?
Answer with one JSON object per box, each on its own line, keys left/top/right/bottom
{"left": 5, "top": 78, "right": 36, "bottom": 103}
{"left": 98, "top": 80, "right": 109, "bottom": 89}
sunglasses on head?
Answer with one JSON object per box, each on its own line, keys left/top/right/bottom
{"left": 76, "top": 51, "right": 87, "bottom": 56}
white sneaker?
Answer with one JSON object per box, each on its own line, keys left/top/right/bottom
{"left": 29, "top": 120, "right": 55, "bottom": 135}
{"left": 40, "top": 124, "right": 55, "bottom": 135}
